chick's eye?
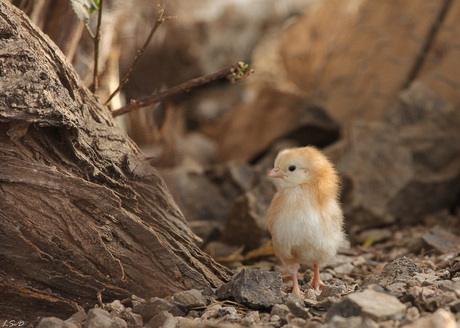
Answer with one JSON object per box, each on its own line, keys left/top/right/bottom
{"left": 288, "top": 165, "right": 296, "bottom": 172}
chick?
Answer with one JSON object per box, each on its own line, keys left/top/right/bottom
{"left": 266, "top": 146, "right": 344, "bottom": 294}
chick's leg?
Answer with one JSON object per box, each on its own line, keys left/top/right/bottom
{"left": 311, "top": 264, "right": 324, "bottom": 292}
{"left": 291, "top": 271, "right": 302, "bottom": 295}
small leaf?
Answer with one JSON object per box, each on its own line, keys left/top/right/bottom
{"left": 69, "top": 0, "right": 98, "bottom": 23}
{"left": 90, "top": 0, "right": 100, "bottom": 14}
{"left": 363, "top": 236, "right": 376, "bottom": 248}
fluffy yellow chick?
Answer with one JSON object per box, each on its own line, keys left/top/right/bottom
{"left": 266, "top": 146, "right": 344, "bottom": 294}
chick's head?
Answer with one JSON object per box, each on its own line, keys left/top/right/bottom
{"left": 268, "top": 146, "right": 331, "bottom": 187}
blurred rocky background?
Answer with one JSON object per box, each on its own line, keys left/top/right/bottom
{"left": 60, "top": 0, "right": 460, "bottom": 251}
{"left": 15, "top": 0, "right": 460, "bottom": 276}
{"left": 12, "top": 0, "right": 460, "bottom": 326}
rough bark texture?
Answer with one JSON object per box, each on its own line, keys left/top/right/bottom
{"left": 0, "top": 1, "right": 231, "bottom": 322}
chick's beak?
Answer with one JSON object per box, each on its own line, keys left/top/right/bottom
{"left": 268, "top": 169, "right": 284, "bottom": 179}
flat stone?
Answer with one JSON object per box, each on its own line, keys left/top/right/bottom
{"left": 327, "top": 289, "right": 406, "bottom": 322}
{"left": 172, "top": 289, "right": 207, "bottom": 308}
{"left": 422, "top": 225, "right": 460, "bottom": 253}
{"left": 402, "top": 308, "right": 457, "bottom": 328}
{"left": 216, "top": 268, "right": 283, "bottom": 309}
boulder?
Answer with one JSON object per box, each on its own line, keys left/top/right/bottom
{"left": 333, "top": 82, "right": 460, "bottom": 227}
{"left": 212, "top": 88, "right": 340, "bottom": 163}
{"left": 277, "top": 0, "right": 459, "bottom": 123}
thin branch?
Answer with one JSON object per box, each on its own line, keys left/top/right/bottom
{"left": 92, "top": 0, "right": 104, "bottom": 92}
{"left": 104, "top": 5, "right": 166, "bottom": 106}
{"left": 84, "top": 23, "right": 95, "bottom": 40}
{"left": 111, "top": 61, "right": 254, "bottom": 118}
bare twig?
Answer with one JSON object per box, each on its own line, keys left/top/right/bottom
{"left": 104, "top": 5, "right": 166, "bottom": 106}
{"left": 92, "top": 0, "right": 104, "bottom": 92}
{"left": 111, "top": 61, "right": 254, "bottom": 118}
{"left": 84, "top": 23, "right": 95, "bottom": 40}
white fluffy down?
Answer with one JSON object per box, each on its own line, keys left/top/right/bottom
{"left": 271, "top": 185, "right": 344, "bottom": 272}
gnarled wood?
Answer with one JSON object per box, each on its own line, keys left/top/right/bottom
{"left": 0, "top": 1, "right": 231, "bottom": 323}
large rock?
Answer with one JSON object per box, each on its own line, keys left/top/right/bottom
{"left": 276, "top": 0, "right": 459, "bottom": 123}
{"left": 216, "top": 268, "right": 283, "bottom": 309}
{"left": 212, "top": 88, "right": 340, "bottom": 162}
{"left": 333, "top": 82, "right": 460, "bottom": 227}
{"left": 415, "top": 0, "right": 460, "bottom": 106}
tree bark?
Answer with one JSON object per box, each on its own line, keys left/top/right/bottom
{"left": 0, "top": 1, "right": 231, "bottom": 323}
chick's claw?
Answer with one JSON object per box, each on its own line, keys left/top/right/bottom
{"left": 311, "top": 278, "right": 324, "bottom": 293}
